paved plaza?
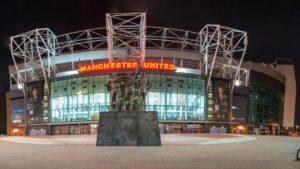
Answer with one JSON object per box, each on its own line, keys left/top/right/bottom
{"left": 0, "top": 134, "right": 299, "bottom": 169}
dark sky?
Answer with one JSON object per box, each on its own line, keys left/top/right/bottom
{"left": 0, "top": 0, "right": 300, "bottom": 123}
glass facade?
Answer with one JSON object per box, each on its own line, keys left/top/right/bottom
{"left": 146, "top": 74, "right": 205, "bottom": 121}
{"left": 8, "top": 69, "right": 288, "bottom": 135}
{"left": 50, "top": 73, "right": 206, "bottom": 123}
{"left": 248, "top": 82, "right": 284, "bottom": 124}
{"left": 50, "top": 75, "right": 111, "bottom": 122}
{"left": 33, "top": 70, "right": 286, "bottom": 134}
{"left": 232, "top": 86, "right": 248, "bottom": 122}
{"left": 10, "top": 99, "right": 25, "bottom": 125}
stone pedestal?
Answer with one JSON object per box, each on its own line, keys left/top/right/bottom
{"left": 96, "top": 111, "right": 161, "bottom": 146}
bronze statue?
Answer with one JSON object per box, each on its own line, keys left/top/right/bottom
{"left": 124, "top": 73, "right": 136, "bottom": 111}
{"left": 107, "top": 74, "right": 121, "bottom": 111}
{"left": 137, "top": 72, "right": 152, "bottom": 111}
{"left": 107, "top": 72, "right": 151, "bottom": 111}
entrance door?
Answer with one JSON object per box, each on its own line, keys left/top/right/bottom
{"left": 165, "top": 124, "right": 183, "bottom": 134}
{"left": 185, "top": 124, "right": 202, "bottom": 133}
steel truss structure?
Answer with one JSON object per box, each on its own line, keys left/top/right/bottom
{"left": 106, "top": 13, "right": 146, "bottom": 64}
{"left": 199, "top": 24, "right": 248, "bottom": 91}
{"left": 10, "top": 28, "right": 57, "bottom": 93}
{"left": 9, "top": 12, "right": 248, "bottom": 93}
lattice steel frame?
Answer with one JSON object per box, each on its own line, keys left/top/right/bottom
{"left": 10, "top": 28, "right": 57, "bottom": 93}
{"left": 56, "top": 27, "right": 107, "bottom": 55}
{"left": 9, "top": 13, "right": 249, "bottom": 93}
{"left": 199, "top": 24, "right": 248, "bottom": 91}
{"left": 106, "top": 13, "right": 146, "bottom": 65}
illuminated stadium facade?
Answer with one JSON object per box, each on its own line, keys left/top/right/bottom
{"left": 7, "top": 13, "right": 296, "bottom": 136}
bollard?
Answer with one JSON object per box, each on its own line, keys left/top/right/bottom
{"left": 297, "top": 149, "right": 300, "bottom": 160}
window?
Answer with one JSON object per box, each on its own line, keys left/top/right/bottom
{"left": 51, "top": 73, "right": 206, "bottom": 123}
{"left": 51, "top": 75, "right": 110, "bottom": 122}
{"left": 248, "top": 83, "right": 283, "bottom": 124}
{"left": 146, "top": 74, "right": 205, "bottom": 121}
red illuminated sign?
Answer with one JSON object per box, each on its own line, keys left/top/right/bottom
{"left": 79, "top": 61, "right": 176, "bottom": 73}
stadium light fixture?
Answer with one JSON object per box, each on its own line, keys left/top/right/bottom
{"left": 17, "top": 83, "right": 22, "bottom": 89}
{"left": 234, "top": 80, "right": 241, "bottom": 86}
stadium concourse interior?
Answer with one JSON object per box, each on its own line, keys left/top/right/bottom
{"left": 6, "top": 13, "right": 296, "bottom": 136}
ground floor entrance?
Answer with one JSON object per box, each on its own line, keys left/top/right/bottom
{"left": 160, "top": 123, "right": 204, "bottom": 134}
{"left": 51, "top": 124, "right": 98, "bottom": 135}
{"left": 10, "top": 126, "right": 25, "bottom": 136}
{"left": 22, "top": 122, "right": 236, "bottom": 135}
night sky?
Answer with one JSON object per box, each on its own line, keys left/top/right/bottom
{"left": 0, "top": 0, "right": 299, "bottom": 123}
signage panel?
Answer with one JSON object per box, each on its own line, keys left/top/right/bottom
{"left": 79, "top": 61, "right": 176, "bottom": 73}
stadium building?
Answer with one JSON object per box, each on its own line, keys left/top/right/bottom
{"left": 6, "top": 13, "right": 296, "bottom": 136}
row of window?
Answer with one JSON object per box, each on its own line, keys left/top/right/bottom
{"left": 50, "top": 74, "right": 206, "bottom": 122}
{"left": 10, "top": 74, "right": 284, "bottom": 125}
{"left": 248, "top": 83, "right": 283, "bottom": 123}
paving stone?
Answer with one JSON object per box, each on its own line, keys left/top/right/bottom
{"left": 0, "top": 135, "right": 299, "bottom": 169}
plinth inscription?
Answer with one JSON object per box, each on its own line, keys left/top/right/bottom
{"left": 96, "top": 111, "right": 161, "bottom": 146}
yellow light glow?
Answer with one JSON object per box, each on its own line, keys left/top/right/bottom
{"left": 13, "top": 128, "right": 19, "bottom": 133}
{"left": 237, "top": 126, "right": 244, "bottom": 130}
